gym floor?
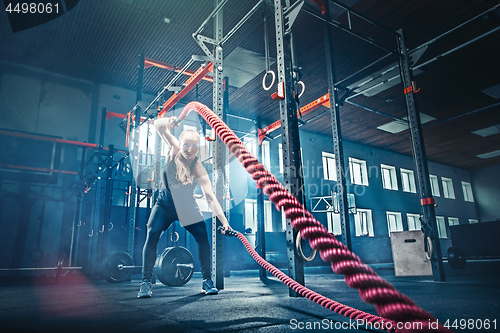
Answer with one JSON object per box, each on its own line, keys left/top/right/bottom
{"left": 0, "top": 263, "right": 499, "bottom": 333}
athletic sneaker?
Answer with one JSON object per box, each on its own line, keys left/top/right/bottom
{"left": 137, "top": 281, "right": 152, "bottom": 298}
{"left": 202, "top": 279, "right": 218, "bottom": 295}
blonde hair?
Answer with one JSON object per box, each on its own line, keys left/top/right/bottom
{"left": 174, "top": 130, "right": 200, "bottom": 185}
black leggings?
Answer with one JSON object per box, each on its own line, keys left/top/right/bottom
{"left": 142, "top": 204, "right": 211, "bottom": 281}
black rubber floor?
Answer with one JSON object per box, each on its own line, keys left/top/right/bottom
{"left": 0, "top": 262, "right": 498, "bottom": 333}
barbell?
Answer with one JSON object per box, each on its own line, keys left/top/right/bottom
{"left": 446, "top": 246, "right": 500, "bottom": 270}
{"left": 102, "top": 246, "right": 194, "bottom": 286}
{"left": 447, "top": 246, "right": 466, "bottom": 269}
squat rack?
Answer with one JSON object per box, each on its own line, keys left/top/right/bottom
{"left": 261, "top": 0, "right": 447, "bottom": 286}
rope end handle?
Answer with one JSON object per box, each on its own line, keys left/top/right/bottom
{"left": 217, "top": 226, "right": 238, "bottom": 237}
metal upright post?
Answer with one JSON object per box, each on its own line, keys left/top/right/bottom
{"left": 396, "top": 29, "right": 445, "bottom": 282}
{"left": 212, "top": 0, "right": 225, "bottom": 290}
{"left": 128, "top": 52, "right": 145, "bottom": 259}
{"left": 223, "top": 76, "right": 230, "bottom": 278}
{"left": 274, "top": 0, "right": 304, "bottom": 297}
{"left": 256, "top": 117, "right": 266, "bottom": 280}
{"left": 102, "top": 144, "right": 114, "bottom": 258}
{"left": 153, "top": 130, "right": 162, "bottom": 205}
{"left": 89, "top": 156, "right": 102, "bottom": 279}
{"left": 323, "top": 0, "right": 351, "bottom": 251}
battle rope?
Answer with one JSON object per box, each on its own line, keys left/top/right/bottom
{"left": 219, "top": 227, "right": 396, "bottom": 332}
{"left": 174, "top": 101, "right": 453, "bottom": 333}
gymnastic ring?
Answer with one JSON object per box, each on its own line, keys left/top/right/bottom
{"left": 170, "top": 231, "right": 179, "bottom": 243}
{"left": 425, "top": 236, "right": 433, "bottom": 260}
{"left": 262, "top": 70, "right": 275, "bottom": 91}
{"left": 297, "top": 81, "right": 305, "bottom": 99}
{"left": 296, "top": 231, "right": 317, "bottom": 262}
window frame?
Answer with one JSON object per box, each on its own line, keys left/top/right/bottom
{"left": 401, "top": 168, "right": 417, "bottom": 193}
{"left": 322, "top": 152, "right": 337, "bottom": 181}
{"left": 441, "top": 177, "right": 455, "bottom": 199}
{"left": 354, "top": 209, "right": 374, "bottom": 237}
{"left": 407, "top": 213, "right": 422, "bottom": 231}
{"left": 461, "top": 181, "right": 474, "bottom": 202}
{"left": 436, "top": 216, "right": 448, "bottom": 238}
{"left": 429, "top": 174, "right": 440, "bottom": 197}
{"left": 448, "top": 217, "right": 459, "bottom": 226}
{"left": 381, "top": 164, "right": 398, "bottom": 190}
{"left": 326, "top": 212, "right": 341, "bottom": 235}
{"left": 349, "top": 157, "right": 369, "bottom": 186}
{"left": 386, "top": 211, "right": 403, "bottom": 236}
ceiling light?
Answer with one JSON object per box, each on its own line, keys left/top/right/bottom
{"left": 481, "top": 83, "right": 500, "bottom": 99}
{"left": 472, "top": 124, "right": 500, "bottom": 137}
{"left": 477, "top": 149, "right": 500, "bottom": 159}
{"left": 377, "top": 113, "right": 436, "bottom": 134}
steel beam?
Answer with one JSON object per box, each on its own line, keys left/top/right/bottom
{"left": 256, "top": 117, "right": 266, "bottom": 280}
{"left": 396, "top": 29, "right": 445, "bottom": 282}
{"left": 212, "top": 0, "right": 225, "bottom": 290}
{"left": 127, "top": 52, "right": 145, "bottom": 260}
{"left": 274, "top": 0, "right": 304, "bottom": 297}
{"left": 324, "top": 0, "right": 351, "bottom": 251}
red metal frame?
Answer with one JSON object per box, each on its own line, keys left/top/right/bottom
{"left": 258, "top": 92, "right": 330, "bottom": 144}
{"left": 0, "top": 163, "right": 78, "bottom": 175}
{"left": 0, "top": 129, "right": 127, "bottom": 153}
{"left": 144, "top": 57, "right": 214, "bottom": 82}
{"left": 158, "top": 62, "right": 214, "bottom": 118}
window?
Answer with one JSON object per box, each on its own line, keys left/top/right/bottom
{"left": 429, "top": 175, "right": 440, "bottom": 197}
{"left": 354, "top": 209, "right": 374, "bottom": 236}
{"left": 349, "top": 157, "right": 369, "bottom": 186}
{"left": 245, "top": 199, "right": 274, "bottom": 233}
{"left": 322, "top": 152, "right": 337, "bottom": 181}
{"left": 245, "top": 199, "right": 258, "bottom": 233}
{"left": 381, "top": 165, "right": 397, "bottom": 190}
{"left": 246, "top": 199, "right": 274, "bottom": 232}
{"left": 436, "top": 216, "right": 447, "bottom": 238}
{"left": 262, "top": 141, "right": 271, "bottom": 171}
{"left": 281, "top": 206, "right": 287, "bottom": 231}
{"left": 442, "top": 177, "right": 455, "bottom": 199}
{"left": 386, "top": 211, "right": 403, "bottom": 236}
{"left": 448, "top": 217, "right": 459, "bottom": 226}
{"left": 469, "top": 219, "right": 479, "bottom": 224}
{"left": 461, "top": 181, "right": 474, "bottom": 202}
{"left": 401, "top": 169, "right": 417, "bottom": 193}
{"left": 327, "top": 212, "right": 341, "bottom": 235}
{"left": 407, "top": 213, "right": 422, "bottom": 231}
{"left": 243, "top": 136, "right": 257, "bottom": 157}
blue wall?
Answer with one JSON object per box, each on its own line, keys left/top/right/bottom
{"left": 471, "top": 164, "right": 500, "bottom": 223}
{"left": 250, "top": 129, "right": 480, "bottom": 265}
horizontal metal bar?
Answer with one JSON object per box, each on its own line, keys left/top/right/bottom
{"left": 410, "top": 3, "right": 500, "bottom": 54}
{"left": 336, "top": 53, "right": 394, "bottom": 87}
{"left": 423, "top": 102, "right": 500, "bottom": 128}
{"left": 414, "top": 26, "right": 500, "bottom": 71}
{"left": 0, "top": 267, "right": 82, "bottom": 271}
{"left": 329, "top": 0, "right": 397, "bottom": 36}
{"left": 144, "top": 57, "right": 196, "bottom": 114}
{"left": 345, "top": 100, "right": 406, "bottom": 122}
{"left": 227, "top": 114, "right": 257, "bottom": 122}
{"left": 303, "top": 6, "right": 398, "bottom": 55}
{"left": 194, "top": 0, "right": 230, "bottom": 36}
{"left": 220, "top": 0, "right": 264, "bottom": 46}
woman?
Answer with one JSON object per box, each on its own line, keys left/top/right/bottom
{"left": 138, "top": 116, "right": 231, "bottom": 298}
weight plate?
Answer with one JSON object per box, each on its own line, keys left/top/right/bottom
{"left": 102, "top": 251, "right": 134, "bottom": 283}
{"left": 155, "top": 247, "right": 194, "bottom": 286}
{"left": 447, "top": 246, "right": 466, "bottom": 270}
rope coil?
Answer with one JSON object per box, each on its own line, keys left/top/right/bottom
{"left": 176, "top": 101, "right": 453, "bottom": 333}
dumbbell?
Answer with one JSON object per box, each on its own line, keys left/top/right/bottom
{"left": 102, "top": 246, "right": 194, "bottom": 286}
